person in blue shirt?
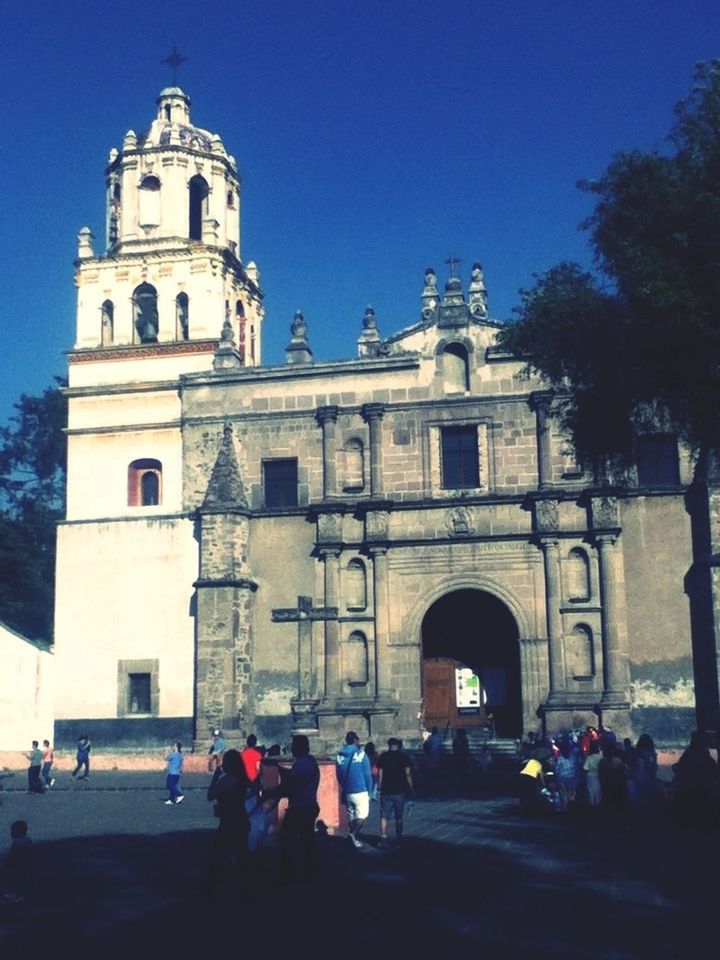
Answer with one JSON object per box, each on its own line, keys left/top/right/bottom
{"left": 336, "top": 731, "right": 373, "bottom": 848}
{"left": 165, "top": 742, "right": 184, "bottom": 805}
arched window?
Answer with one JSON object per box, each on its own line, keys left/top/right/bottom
{"left": 128, "top": 459, "right": 162, "bottom": 506}
{"left": 164, "top": 104, "right": 171, "bottom": 121}
{"left": 441, "top": 342, "right": 470, "bottom": 393}
{"left": 188, "top": 174, "right": 209, "bottom": 240}
{"left": 343, "top": 631, "right": 369, "bottom": 688}
{"left": 343, "top": 438, "right": 365, "bottom": 492}
{"left": 101, "top": 300, "right": 114, "bottom": 346}
{"left": 227, "top": 189, "right": 235, "bottom": 208}
{"left": 138, "top": 175, "right": 161, "bottom": 227}
{"left": 133, "top": 283, "right": 158, "bottom": 343}
{"left": 236, "top": 300, "right": 246, "bottom": 349}
{"left": 567, "top": 548, "right": 591, "bottom": 602}
{"left": 568, "top": 624, "right": 594, "bottom": 679}
{"left": 176, "top": 292, "right": 189, "bottom": 340}
{"left": 346, "top": 559, "right": 367, "bottom": 611}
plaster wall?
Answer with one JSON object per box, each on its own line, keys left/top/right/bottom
{"left": 53, "top": 517, "right": 197, "bottom": 720}
{"left": 0, "top": 624, "right": 54, "bottom": 751}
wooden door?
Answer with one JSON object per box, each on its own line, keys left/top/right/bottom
{"left": 422, "top": 657, "right": 487, "bottom": 729}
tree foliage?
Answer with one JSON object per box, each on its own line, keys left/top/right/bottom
{"left": 498, "top": 60, "right": 720, "bottom": 478}
{"left": 0, "top": 379, "right": 67, "bottom": 641}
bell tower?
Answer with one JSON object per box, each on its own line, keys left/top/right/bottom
{"left": 72, "top": 87, "right": 263, "bottom": 369}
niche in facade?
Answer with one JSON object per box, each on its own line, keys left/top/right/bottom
{"left": 343, "top": 631, "right": 369, "bottom": 688}
{"left": 346, "top": 559, "right": 368, "bottom": 611}
{"left": 566, "top": 547, "right": 591, "bottom": 602}
{"left": 342, "top": 438, "right": 365, "bottom": 492}
{"left": 441, "top": 342, "right": 470, "bottom": 393}
{"left": 568, "top": 624, "right": 594, "bottom": 679}
{"left": 101, "top": 299, "right": 114, "bottom": 346}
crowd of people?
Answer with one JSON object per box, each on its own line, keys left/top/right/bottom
{"left": 5, "top": 722, "right": 720, "bottom": 902}
{"left": 517, "top": 726, "right": 720, "bottom": 827}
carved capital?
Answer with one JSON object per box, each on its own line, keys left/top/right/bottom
{"left": 361, "top": 402, "right": 385, "bottom": 424}
{"left": 531, "top": 496, "right": 560, "bottom": 534}
{"left": 317, "top": 546, "right": 342, "bottom": 561}
{"left": 316, "top": 404, "right": 339, "bottom": 427}
{"left": 365, "top": 510, "right": 390, "bottom": 542}
{"left": 528, "top": 390, "right": 554, "bottom": 415}
{"left": 589, "top": 495, "right": 620, "bottom": 531}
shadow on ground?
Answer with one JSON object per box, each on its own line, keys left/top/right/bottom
{"left": 1, "top": 797, "right": 719, "bottom": 960}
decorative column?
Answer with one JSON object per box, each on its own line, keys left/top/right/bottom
{"left": 596, "top": 533, "right": 630, "bottom": 703}
{"left": 539, "top": 537, "right": 566, "bottom": 699}
{"left": 361, "top": 402, "right": 385, "bottom": 496}
{"left": 587, "top": 494, "right": 630, "bottom": 716}
{"left": 529, "top": 391, "right": 554, "bottom": 490}
{"left": 528, "top": 495, "right": 568, "bottom": 710}
{"left": 316, "top": 405, "right": 339, "bottom": 499}
{"left": 369, "top": 546, "right": 390, "bottom": 699}
{"left": 320, "top": 547, "right": 342, "bottom": 699}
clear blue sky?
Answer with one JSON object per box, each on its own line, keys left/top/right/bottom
{"left": 1, "top": 0, "right": 718, "bottom": 423}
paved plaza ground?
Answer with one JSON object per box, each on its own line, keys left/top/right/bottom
{"left": 0, "top": 770, "right": 717, "bottom": 959}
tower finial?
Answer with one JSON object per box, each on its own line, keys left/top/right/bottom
{"left": 161, "top": 47, "right": 188, "bottom": 84}
{"left": 445, "top": 254, "right": 462, "bottom": 279}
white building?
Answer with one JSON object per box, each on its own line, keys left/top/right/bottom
{"left": 0, "top": 621, "right": 54, "bottom": 751}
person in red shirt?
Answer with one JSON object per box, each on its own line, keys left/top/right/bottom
{"left": 240, "top": 734, "right": 262, "bottom": 785}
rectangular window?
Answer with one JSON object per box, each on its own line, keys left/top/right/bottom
{"left": 636, "top": 435, "right": 680, "bottom": 488}
{"left": 441, "top": 426, "right": 479, "bottom": 489}
{"left": 263, "top": 458, "right": 298, "bottom": 508}
{"left": 128, "top": 673, "right": 152, "bottom": 714}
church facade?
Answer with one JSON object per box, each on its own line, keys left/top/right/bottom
{"left": 54, "top": 88, "right": 699, "bottom": 751}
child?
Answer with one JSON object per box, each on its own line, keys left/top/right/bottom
{"left": 165, "top": 742, "right": 185, "bottom": 805}
{"left": 207, "top": 729, "right": 226, "bottom": 773}
{"left": 4, "top": 820, "right": 31, "bottom": 902}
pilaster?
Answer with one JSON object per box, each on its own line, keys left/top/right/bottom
{"left": 361, "top": 403, "right": 385, "bottom": 496}
{"left": 316, "top": 405, "right": 339, "bottom": 499}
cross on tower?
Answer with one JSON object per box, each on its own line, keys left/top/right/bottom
{"left": 162, "top": 47, "right": 188, "bottom": 84}
{"left": 271, "top": 596, "right": 338, "bottom": 727}
{"left": 445, "top": 254, "right": 462, "bottom": 278}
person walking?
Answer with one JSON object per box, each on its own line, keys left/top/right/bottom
{"left": 583, "top": 740, "right": 602, "bottom": 807}
{"left": 277, "top": 734, "right": 321, "bottom": 879}
{"left": 164, "top": 742, "right": 185, "bottom": 805}
{"left": 425, "top": 726, "right": 444, "bottom": 786}
{"left": 41, "top": 740, "right": 55, "bottom": 790}
{"left": 72, "top": 734, "right": 91, "bottom": 780}
{"left": 336, "top": 731, "right": 373, "bottom": 848}
{"left": 452, "top": 728, "right": 471, "bottom": 783}
{"left": 207, "top": 749, "right": 250, "bottom": 891}
{"left": 25, "top": 742, "right": 43, "bottom": 794}
{"left": 377, "top": 738, "right": 414, "bottom": 847}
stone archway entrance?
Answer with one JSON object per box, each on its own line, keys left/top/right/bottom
{"left": 421, "top": 588, "right": 522, "bottom": 738}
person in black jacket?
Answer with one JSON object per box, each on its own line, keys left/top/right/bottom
{"left": 207, "top": 749, "right": 250, "bottom": 891}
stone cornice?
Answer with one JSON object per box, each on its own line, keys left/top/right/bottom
{"left": 75, "top": 246, "right": 263, "bottom": 299}
{"left": 180, "top": 353, "right": 421, "bottom": 388}
{"left": 67, "top": 340, "right": 219, "bottom": 364}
